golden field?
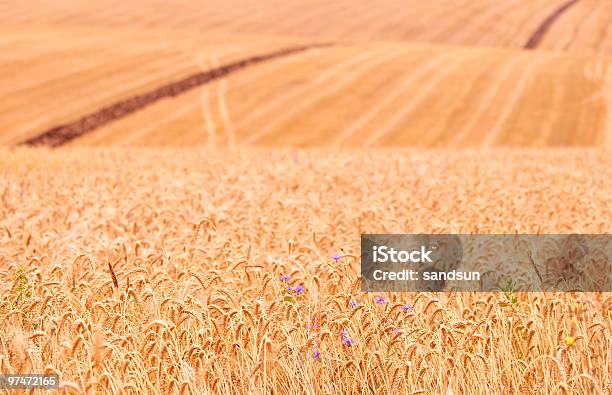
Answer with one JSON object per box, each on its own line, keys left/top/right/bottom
{"left": 1, "top": 148, "right": 611, "bottom": 393}
{"left": 3, "top": 0, "right": 612, "bottom": 54}
{"left": 1, "top": 1, "right": 612, "bottom": 146}
{"left": 0, "top": 0, "right": 611, "bottom": 394}
{"left": 3, "top": 30, "right": 612, "bottom": 147}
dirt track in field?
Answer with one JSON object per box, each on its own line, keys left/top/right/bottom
{"left": 22, "top": 43, "right": 332, "bottom": 147}
{"left": 524, "top": 0, "right": 580, "bottom": 49}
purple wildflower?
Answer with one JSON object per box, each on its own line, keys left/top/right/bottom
{"left": 280, "top": 275, "right": 290, "bottom": 281}
{"left": 342, "top": 337, "right": 354, "bottom": 346}
{"left": 293, "top": 285, "right": 304, "bottom": 294}
{"left": 374, "top": 296, "right": 388, "bottom": 305}
{"left": 313, "top": 350, "right": 321, "bottom": 360}
{"left": 401, "top": 305, "right": 413, "bottom": 312}
{"left": 349, "top": 299, "right": 359, "bottom": 308}
{"left": 332, "top": 254, "right": 341, "bottom": 262}
{"left": 287, "top": 285, "right": 293, "bottom": 292}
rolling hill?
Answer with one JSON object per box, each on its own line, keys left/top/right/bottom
{"left": 1, "top": 0, "right": 611, "bottom": 147}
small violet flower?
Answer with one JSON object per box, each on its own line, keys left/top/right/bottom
{"left": 349, "top": 299, "right": 359, "bottom": 308}
{"left": 374, "top": 296, "right": 388, "bottom": 305}
{"left": 280, "top": 275, "right": 290, "bottom": 282}
{"left": 288, "top": 285, "right": 304, "bottom": 294}
{"left": 340, "top": 329, "right": 354, "bottom": 345}
{"left": 401, "top": 305, "right": 413, "bottom": 312}
{"left": 332, "top": 254, "right": 341, "bottom": 262}
{"left": 313, "top": 350, "right": 321, "bottom": 360}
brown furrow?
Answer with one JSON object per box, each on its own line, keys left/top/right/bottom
{"left": 524, "top": 0, "right": 581, "bottom": 49}
{"left": 21, "top": 43, "right": 333, "bottom": 147}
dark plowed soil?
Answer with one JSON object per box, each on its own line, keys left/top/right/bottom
{"left": 524, "top": 0, "right": 580, "bottom": 49}
{"left": 23, "top": 43, "right": 332, "bottom": 147}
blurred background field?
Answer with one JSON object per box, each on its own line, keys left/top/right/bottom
{"left": 1, "top": 0, "right": 612, "bottom": 146}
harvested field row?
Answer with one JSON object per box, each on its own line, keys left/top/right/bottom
{"left": 524, "top": 0, "right": 581, "bottom": 49}
{"left": 0, "top": 147, "right": 610, "bottom": 393}
{"left": 23, "top": 44, "right": 331, "bottom": 147}
{"left": 535, "top": 0, "right": 612, "bottom": 53}
{"left": 69, "top": 44, "right": 612, "bottom": 148}
{"left": 3, "top": 0, "right": 612, "bottom": 54}
{"left": 0, "top": 26, "right": 315, "bottom": 145}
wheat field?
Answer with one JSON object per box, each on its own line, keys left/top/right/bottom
{"left": 1, "top": 148, "right": 611, "bottom": 393}
{"left": 1, "top": 0, "right": 611, "bottom": 394}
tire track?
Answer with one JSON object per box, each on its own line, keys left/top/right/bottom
{"left": 4, "top": 53, "right": 195, "bottom": 143}
{"left": 482, "top": 57, "right": 549, "bottom": 146}
{"left": 198, "top": 55, "right": 219, "bottom": 147}
{"left": 587, "top": 60, "right": 612, "bottom": 147}
{"left": 236, "top": 48, "right": 375, "bottom": 133}
{"left": 364, "top": 52, "right": 476, "bottom": 146}
{"left": 524, "top": 0, "right": 581, "bottom": 49}
{"left": 242, "top": 48, "right": 402, "bottom": 145}
{"left": 22, "top": 43, "right": 332, "bottom": 147}
{"left": 110, "top": 47, "right": 326, "bottom": 146}
{"left": 449, "top": 54, "right": 528, "bottom": 146}
{"left": 333, "top": 51, "right": 455, "bottom": 146}
{"left": 535, "top": 59, "right": 573, "bottom": 146}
